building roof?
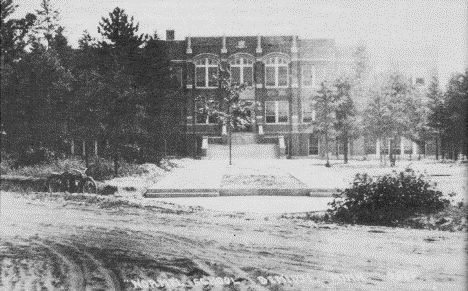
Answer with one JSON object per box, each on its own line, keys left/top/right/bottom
{"left": 164, "top": 40, "right": 186, "bottom": 60}
{"left": 299, "top": 39, "right": 336, "bottom": 59}
{"left": 164, "top": 35, "right": 342, "bottom": 61}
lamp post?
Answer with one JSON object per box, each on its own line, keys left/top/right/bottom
{"left": 228, "top": 105, "right": 232, "bottom": 165}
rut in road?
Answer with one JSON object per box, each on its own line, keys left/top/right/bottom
{"left": 1, "top": 239, "right": 121, "bottom": 291}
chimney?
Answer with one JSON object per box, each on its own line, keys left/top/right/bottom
{"left": 166, "top": 30, "right": 175, "bottom": 41}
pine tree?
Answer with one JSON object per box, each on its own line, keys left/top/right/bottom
{"left": 29, "top": 0, "right": 60, "bottom": 50}
{"left": 333, "top": 77, "right": 357, "bottom": 164}
{"left": 425, "top": 76, "right": 444, "bottom": 159}
{"left": 313, "top": 81, "right": 337, "bottom": 167}
{"left": 444, "top": 71, "right": 468, "bottom": 159}
{"left": 364, "top": 73, "right": 419, "bottom": 166}
{"left": 96, "top": 7, "right": 151, "bottom": 174}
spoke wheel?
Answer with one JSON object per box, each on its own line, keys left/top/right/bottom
{"left": 82, "top": 178, "right": 97, "bottom": 194}
{"left": 47, "top": 175, "right": 65, "bottom": 193}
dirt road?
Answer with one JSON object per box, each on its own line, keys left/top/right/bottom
{"left": 1, "top": 191, "right": 466, "bottom": 290}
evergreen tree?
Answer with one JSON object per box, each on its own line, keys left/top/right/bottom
{"left": 444, "top": 71, "right": 468, "bottom": 159}
{"left": 363, "top": 73, "right": 421, "bottom": 166}
{"left": 95, "top": 7, "right": 151, "bottom": 173}
{"left": 426, "top": 76, "right": 445, "bottom": 159}
{"left": 28, "top": 0, "right": 60, "bottom": 50}
{"left": 313, "top": 81, "right": 337, "bottom": 167}
{"left": 1, "top": 0, "right": 72, "bottom": 154}
{"left": 333, "top": 77, "right": 357, "bottom": 164}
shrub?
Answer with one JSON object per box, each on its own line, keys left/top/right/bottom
{"left": 85, "top": 159, "right": 147, "bottom": 181}
{"left": 0, "top": 151, "right": 13, "bottom": 175}
{"left": 120, "top": 143, "right": 143, "bottom": 163}
{"left": 85, "top": 160, "right": 115, "bottom": 181}
{"left": 328, "top": 170, "right": 451, "bottom": 226}
{"left": 98, "top": 184, "right": 118, "bottom": 195}
{"left": 118, "top": 161, "right": 147, "bottom": 177}
{"left": 15, "top": 146, "right": 56, "bottom": 167}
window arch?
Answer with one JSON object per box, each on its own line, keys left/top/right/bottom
{"left": 194, "top": 55, "right": 219, "bottom": 88}
{"left": 263, "top": 54, "right": 290, "bottom": 88}
{"left": 228, "top": 54, "right": 254, "bottom": 86}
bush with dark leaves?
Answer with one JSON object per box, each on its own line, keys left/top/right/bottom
{"left": 15, "top": 146, "right": 56, "bottom": 167}
{"left": 120, "top": 143, "right": 143, "bottom": 163}
{"left": 85, "top": 161, "right": 114, "bottom": 181}
{"left": 328, "top": 170, "right": 451, "bottom": 226}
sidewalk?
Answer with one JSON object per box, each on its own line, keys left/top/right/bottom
{"left": 145, "top": 160, "right": 343, "bottom": 198}
{"left": 144, "top": 160, "right": 227, "bottom": 197}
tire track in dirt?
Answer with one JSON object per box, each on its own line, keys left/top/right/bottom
{"left": 35, "top": 241, "right": 86, "bottom": 291}
{"left": 44, "top": 239, "right": 123, "bottom": 291}
{"left": 65, "top": 242, "right": 121, "bottom": 291}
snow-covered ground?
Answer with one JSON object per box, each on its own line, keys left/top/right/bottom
{"left": 114, "top": 158, "right": 466, "bottom": 212}
{"left": 141, "top": 196, "right": 334, "bottom": 213}
{"left": 1, "top": 191, "right": 466, "bottom": 291}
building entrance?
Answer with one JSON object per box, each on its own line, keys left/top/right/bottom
{"left": 232, "top": 101, "right": 255, "bottom": 132}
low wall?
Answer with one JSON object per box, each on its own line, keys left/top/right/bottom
{"left": 0, "top": 176, "right": 48, "bottom": 192}
{"left": 0, "top": 175, "right": 116, "bottom": 195}
{"left": 219, "top": 188, "right": 310, "bottom": 196}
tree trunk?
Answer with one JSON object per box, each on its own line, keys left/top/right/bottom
{"left": 389, "top": 138, "right": 396, "bottom": 167}
{"left": 325, "top": 132, "right": 330, "bottom": 167}
{"left": 112, "top": 136, "right": 119, "bottom": 176}
{"left": 450, "top": 140, "right": 455, "bottom": 161}
{"left": 113, "top": 152, "right": 118, "bottom": 177}
{"left": 343, "top": 135, "right": 349, "bottom": 164}
{"left": 441, "top": 136, "right": 445, "bottom": 160}
{"left": 435, "top": 134, "right": 439, "bottom": 160}
{"left": 85, "top": 141, "right": 89, "bottom": 168}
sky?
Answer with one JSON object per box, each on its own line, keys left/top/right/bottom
{"left": 12, "top": 0, "right": 468, "bottom": 86}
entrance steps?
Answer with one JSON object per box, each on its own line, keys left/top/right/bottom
{"left": 207, "top": 144, "right": 278, "bottom": 160}
{"left": 230, "top": 133, "right": 257, "bottom": 145}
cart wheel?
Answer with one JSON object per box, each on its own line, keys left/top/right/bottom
{"left": 47, "top": 175, "right": 65, "bottom": 193}
{"left": 82, "top": 177, "right": 97, "bottom": 194}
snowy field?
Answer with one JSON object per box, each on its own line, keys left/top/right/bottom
{"left": 114, "top": 158, "right": 468, "bottom": 213}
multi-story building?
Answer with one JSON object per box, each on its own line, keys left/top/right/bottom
{"left": 165, "top": 30, "right": 429, "bottom": 160}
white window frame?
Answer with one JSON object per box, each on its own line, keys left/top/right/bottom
{"left": 229, "top": 57, "right": 254, "bottom": 86}
{"left": 264, "top": 56, "right": 289, "bottom": 88}
{"left": 195, "top": 57, "right": 219, "bottom": 89}
{"left": 265, "top": 101, "right": 289, "bottom": 124}
{"left": 301, "top": 65, "right": 316, "bottom": 88}
{"left": 301, "top": 98, "right": 316, "bottom": 123}
{"left": 171, "top": 66, "right": 183, "bottom": 88}
{"left": 308, "top": 134, "right": 320, "bottom": 156}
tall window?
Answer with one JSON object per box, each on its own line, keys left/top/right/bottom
{"left": 171, "top": 66, "right": 183, "bottom": 88}
{"left": 229, "top": 57, "right": 253, "bottom": 86}
{"left": 315, "top": 65, "right": 326, "bottom": 88}
{"left": 380, "top": 138, "right": 390, "bottom": 155}
{"left": 265, "top": 101, "right": 289, "bottom": 123}
{"left": 264, "top": 56, "right": 289, "bottom": 87}
{"left": 335, "top": 142, "right": 344, "bottom": 156}
{"left": 195, "top": 57, "right": 218, "bottom": 88}
{"left": 302, "top": 65, "right": 315, "bottom": 87}
{"left": 195, "top": 101, "right": 218, "bottom": 124}
{"left": 364, "top": 137, "right": 376, "bottom": 155}
{"left": 308, "top": 135, "right": 319, "bottom": 155}
{"left": 302, "top": 98, "right": 316, "bottom": 123}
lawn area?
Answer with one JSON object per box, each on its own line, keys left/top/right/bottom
{"left": 282, "top": 159, "right": 468, "bottom": 202}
